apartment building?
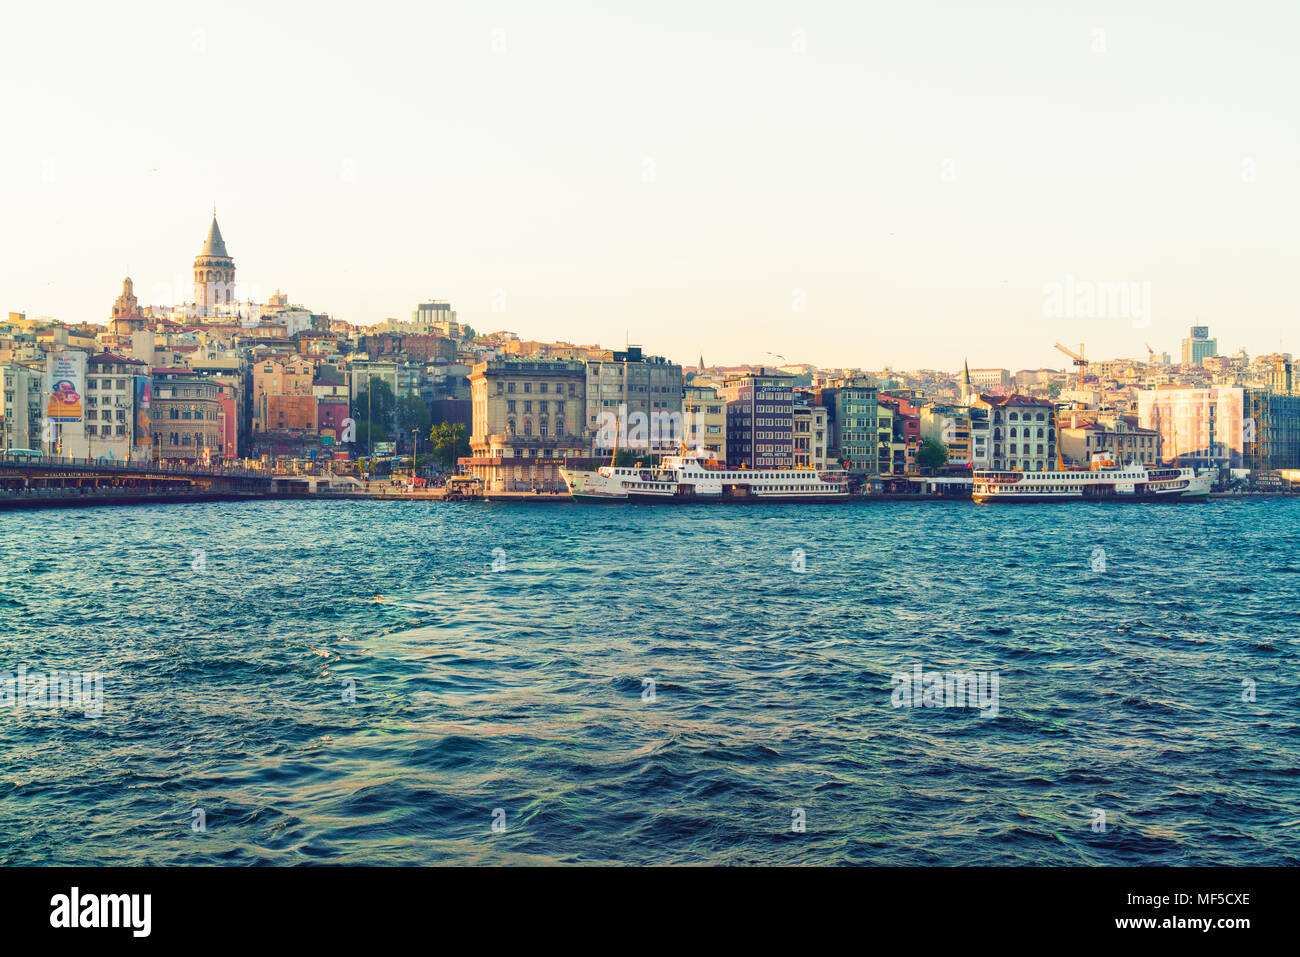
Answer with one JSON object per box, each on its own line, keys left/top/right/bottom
{"left": 1, "top": 361, "right": 44, "bottom": 451}
{"left": 721, "top": 369, "right": 795, "bottom": 468}
{"left": 821, "top": 376, "right": 878, "bottom": 474}
{"left": 585, "top": 347, "right": 683, "bottom": 455}
{"left": 684, "top": 384, "right": 726, "bottom": 460}
{"left": 977, "top": 394, "right": 1058, "bottom": 471}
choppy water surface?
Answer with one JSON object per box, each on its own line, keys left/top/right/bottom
{"left": 1, "top": 499, "right": 1297, "bottom": 865}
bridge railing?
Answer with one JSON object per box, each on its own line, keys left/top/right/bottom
{"left": 0, "top": 452, "right": 270, "bottom": 479}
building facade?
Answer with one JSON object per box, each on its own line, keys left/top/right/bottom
{"left": 1181, "top": 326, "right": 1217, "bottom": 368}
{"left": 920, "top": 405, "right": 973, "bottom": 467}
{"left": 1058, "top": 414, "right": 1161, "bottom": 466}
{"left": 822, "top": 377, "right": 878, "bottom": 474}
{"left": 1243, "top": 389, "right": 1300, "bottom": 472}
{"left": 979, "top": 394, "right": 1058, "bottom": 471}
{"left": 464, "top": 359, "right": 588, "bottom": 492}
{"left": 1138, "top": 385, "right": 1245, "bottom": 470}
{"left": 1, "top": 361, "right": 43, "bottom": 451}
{"left": 72, "top": 353, "right": 144, "bottom": 460}
{"left": 721, "top": 370, "right": 795, "bottom": 468}
{"left": 792, "top": 397, "right": 828, "bottom": 469}
{"left": 149, "top": 370, "right": 224, "bottom": 462}
{"left": 684, "top": 384, "right": 726, "bottom": 460}
{"left": 585, "top": 348, "right": 684, "bottom": 455}
{"left": 253, "top": 356, "right": 315, "bottom": 433}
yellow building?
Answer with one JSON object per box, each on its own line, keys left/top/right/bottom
{"left": 1059, "top": 414, "right": 1160, "bottom": 466}
{"left": 684, "top": 384, "right": 726, "bottom": 460}
{"left": 920, "top": 405, "right": 973, "bottom": 466}
{"left": 463, "top": 359, "right": 588, "bottom": 492}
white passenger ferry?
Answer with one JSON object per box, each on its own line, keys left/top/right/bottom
{"left": 561, "top": 448, "right": 851, "bottom": 503}
{"left": 973, "top": 457, "right": 1211, "bottom": 503}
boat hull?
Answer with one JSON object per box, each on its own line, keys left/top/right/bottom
{"left": 561, "top": 463, "right": 851, "bottom": 503}
{"left": 973, "top": 465, "right": 1212, "bottom": 504}
{"left": 571, "top": 490, "right": 851, "bottom": 504}
{"left": 973, "top": 488, "right": 1210, "bottom": 504}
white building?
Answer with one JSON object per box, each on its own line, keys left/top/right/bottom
{"left": 65, "top": 353, "right": 144, "bottom": 460}
{"left": 1, "top": 361, "right": 44, "bottom": 450}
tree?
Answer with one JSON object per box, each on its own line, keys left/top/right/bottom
{"left": 916, "top": 438, "right": 949, "bottom": 474}
{"left": 429, "top": 422, "right": 470, "bottom": 470}
{"left": 356, "top": 378, "right": 396, "bottom": 436}
{"left": 396, "top": 395, "right": 432, "bottom": 446}
{"left": 354, "top": 419, "right": 389, "bottom": 447}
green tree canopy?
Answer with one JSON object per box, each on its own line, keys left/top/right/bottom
{"left": 429, "top": 422, "right": 471, "bottom": 470}
{"left": 359, "top": 378, "right": 396, "bottom": 429}
{"left": 916, "top": 438, "right": 949, "bottom": 474}
{"left": 396, "top": 395, "right": 432, "bottom": 441}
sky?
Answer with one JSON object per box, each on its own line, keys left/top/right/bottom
{"left": 1, "top": 0, "right": 1297, "bottom": 372}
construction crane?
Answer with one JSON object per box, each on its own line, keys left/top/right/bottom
{"left": 1145, "top": 343, "right": 1156, "bottom": 364}
{"left": 1054, "top": 342, "right": 1087, "bottom": 391}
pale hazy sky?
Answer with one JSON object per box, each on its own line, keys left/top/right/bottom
{"left": 2, "top": 1, "right": 1296, "bottom": 371}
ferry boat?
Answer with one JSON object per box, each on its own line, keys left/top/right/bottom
{"left": 972, "top": 456, "right": 1211, "bottom": 504}
{"left": 560, "top": 447, "right": 851, "bottom": 503}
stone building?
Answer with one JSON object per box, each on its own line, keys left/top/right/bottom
{"left": 149, "top": 369, "right": 224, "bottom": 462}
{"left": 463, "top": 359, "right": 588, "bottom": 492}
{"left": 1058, "top": 414, "right": 1161, "bottom": 467}
{"left": 976, "top": 393, "right": 1058, "bottom": 471}
{"left": 109, "top": 276, "right": 147, "bottom": 337}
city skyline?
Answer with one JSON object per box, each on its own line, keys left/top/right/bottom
{"left": 3, "top": 1, "right": 1297, "bottom": 371}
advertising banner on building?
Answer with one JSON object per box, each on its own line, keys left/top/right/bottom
{"left": 134, "top": 376, "right": 152, "bottom": 446}
{"left": 45, "top": 352, "right": 86, "bottom": 423}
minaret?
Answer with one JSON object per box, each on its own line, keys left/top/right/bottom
{"left": 961, "top": 358, "right": 973, "bottom": 404}
{"left": 193, "top": 210, "right": 236, "bottom": 315}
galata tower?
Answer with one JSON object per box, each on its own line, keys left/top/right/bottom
{"left": 193, "top": 211, "right": 236, "bottom": 313}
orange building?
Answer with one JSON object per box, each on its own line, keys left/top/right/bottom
{"left": 266, "top": 394, "right": 317, "bottom": 431}
{"left": 253, "top": 356, "right": 315, "bottom": 431}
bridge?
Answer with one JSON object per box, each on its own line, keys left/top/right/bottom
{"left": 0, "top": 454, "right": 282, "bottom": 509}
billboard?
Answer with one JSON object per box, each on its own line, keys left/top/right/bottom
{"left": 134, "top": 376, "right": 152, "bottom": 446}
{"left": 45, "top": 353, "right": 86, "bottom": 423}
